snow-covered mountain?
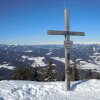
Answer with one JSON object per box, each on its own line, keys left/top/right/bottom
{"left": 0, "top": 44, "right": 100, "bottom": 80}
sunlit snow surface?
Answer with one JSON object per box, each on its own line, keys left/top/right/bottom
{"left": 0, "top": 79, "right": 100, "bottom": 100}
{"left": 22, "top": 56, "right": 46, "bottom": 67}
{"left": 46, "top": 50, "right": 52, "bottom": 56}
{"left": 51, "top": 56, "right": 100, "bottom": 71}
{"left": 0, "top": 64, "right": 15, "bottom": 70}
{"left": 24, "top": 50, "right": 32, "bottom": 52}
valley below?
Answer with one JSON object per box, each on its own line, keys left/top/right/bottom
{"left": 0, "top": 44, "right": 100, "bottom": 80}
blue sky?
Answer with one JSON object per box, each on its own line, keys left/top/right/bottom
{"left": 0, "top": 0, "right": 100, "bottom": 44}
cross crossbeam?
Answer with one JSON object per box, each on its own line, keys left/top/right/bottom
{"left": 48, "top": 30, "right": 85, "bottom": 36}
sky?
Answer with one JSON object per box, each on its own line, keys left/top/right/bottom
{"left": 0, "top": 0, "right": 100, "bottom": 45}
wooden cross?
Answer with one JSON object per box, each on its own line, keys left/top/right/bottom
{"left": 47, "top": 8, "right": 85, "bottom": 91}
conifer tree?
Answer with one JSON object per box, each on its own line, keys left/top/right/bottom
{"left": 45, "top": 59, "right": 59, "bottom": 81}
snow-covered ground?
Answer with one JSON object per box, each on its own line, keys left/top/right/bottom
{"left": 22, "top": 56, "right": 46, "bottom": 67}
{"left": 51, "top": 57, "right": 100, "bottom": 71}
{"left": 24, "top": 50, "right": 32, "bottom": 52}
{"left": 79, "top": 61, "right": 100, "bottom": 70}
{"left": 51, "top": 57, "right": 65, "bottom": 63}
{"left": 0, "top": 79, "right": 100, "bottom": 100}
{"left": 0, "top": 64, "right": 15, "bottom": 70}
{"left": 46, "top": 50, "right": 52, "bottom": 56}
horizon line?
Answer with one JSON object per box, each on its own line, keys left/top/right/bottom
{"left": 1, "top": 41, "right": 100, "bottom": 45}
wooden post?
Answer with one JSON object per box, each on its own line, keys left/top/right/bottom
{"left": 47, "top": 8, "right": 85, "bottom": 91}
{"left": 64, "top": 8, "right": 70, "bottom": 91}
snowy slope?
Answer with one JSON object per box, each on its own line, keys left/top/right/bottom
{"left": 22, "top": 56, "right": 46, "bottom": 67}
{"left": 0, "top": 79, "right": 100, "bottom": 100}
{"left": 0, "top": 64, "right": 15, "bottom": 70}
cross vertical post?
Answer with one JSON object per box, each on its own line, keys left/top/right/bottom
{"left": 47, "top": 8, "right": 85, "bottom": 92}
{"left": 64, "top": 8, "right": 70, "bottom": 91}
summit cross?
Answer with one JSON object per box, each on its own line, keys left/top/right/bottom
{"left": 47, "top": 8, "right": 85, "bottom": 91}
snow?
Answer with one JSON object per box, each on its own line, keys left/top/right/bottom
{"left": 46, "top": 52, "right": 52, "bottom": 56}
{"left": 8, "top": 45, "right": 10, "bottom": 47}
{"left": 94, "top": 52, "right": 100, "bottom": 56}
{"left": 51, "top": 57, "right": 65, "bottom": 63}
{"left": 34, "top": 42, "right": 63, "bottom": 45}
{"left": 33, "top": 41, "right": 100, "bottom": 45}
{"left": 24, "top": 50, "right": 32, "bottom": 52}
{"left": 46, "top": 52, "right": 52, "bottom": 55}
{"left": 31, "top": 57, "right": 46, "bottom": 67}
{"left": 80, "top": 51, "right": 100, "bottom": 71}
{"left": 0, "top": 64, "right": 15, "bottom": 70}
{"left": 33, "top": 41, "right": 100, "bottom": 46}
{"left": 22, "top": 55, "right": 27, "bottom": 59}
{"left": 0, "top": 79, "right": 100, "bottom": 100}
{"left": 51, "top": 57, "right": 73, "bottom": 64}
{"left": 93, "top": 47, "right": 96, "bottom": 52}
{"left": 46, "top": 50, "right": 52, "bottom": 56}
{"left": 22, "top": 56, "right": 46, "bottom": 67}
{"left": 79, "top": 62, "right": 100, "bottom": 70}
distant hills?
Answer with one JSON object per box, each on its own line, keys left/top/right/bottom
{"left": 0, "top": 44, "right": 100, "bottom": 80}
